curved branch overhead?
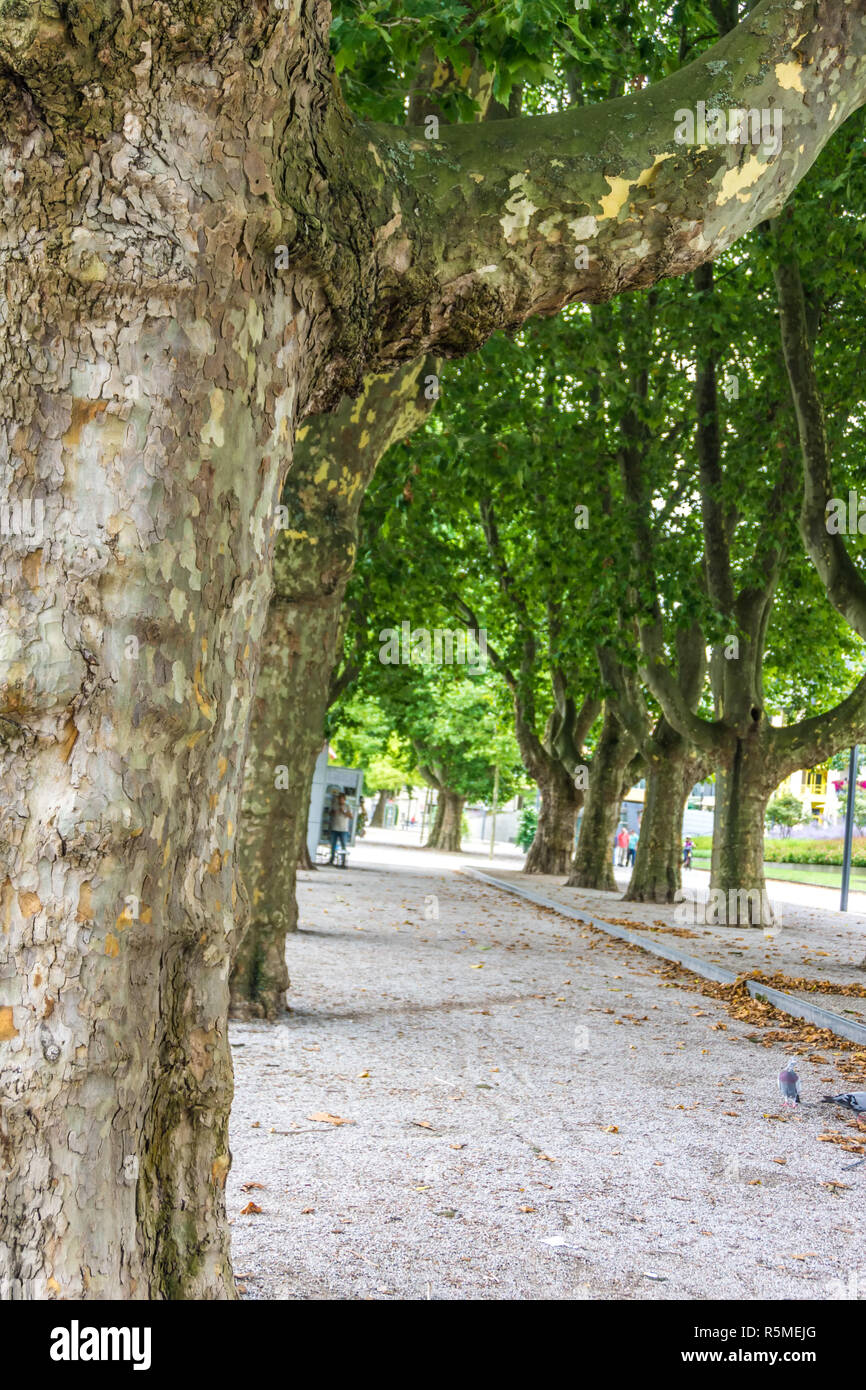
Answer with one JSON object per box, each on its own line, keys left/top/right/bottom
{"left": 360, "top": 0, "right": 866, "bottom": 370}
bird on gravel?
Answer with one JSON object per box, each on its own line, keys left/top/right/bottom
{"left": 777, "top": 1058, "right": 801, "bottom": 1109}
{"left": 821, "top": 1092, "right": 866, "bottom": 1121}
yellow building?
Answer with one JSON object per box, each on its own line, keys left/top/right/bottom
{"left": 775, "top": 763, "right": 835, "bottom": 822}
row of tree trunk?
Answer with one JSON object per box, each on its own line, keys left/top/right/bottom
{"left": 520, "top": 703, "right": 780, "bottom": 920}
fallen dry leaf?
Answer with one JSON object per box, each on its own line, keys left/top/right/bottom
{"left": 241, "top": 1181, "right": 266, "bottom": 1191}
{"left": 413, "top": 1119, "right": 434, "bottom": 1129}
{"left": 308, "top": 1112, "right": 354, "bottom": 1126}
{"left": 240, "top": 1201, "right": 263, "bottom": 1215}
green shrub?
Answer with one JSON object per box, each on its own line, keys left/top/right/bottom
{"left": 516, "top": 805, "right": 538, "bottom": 851}
{"left": 762, "top": 837, "right": 866, "bottom": 867}
{"left": 687, "top": 836, "right": 866, "bottom": 867}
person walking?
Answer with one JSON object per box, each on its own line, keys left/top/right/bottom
{"left": 616, "top": 825, "right": 629, "bottom": 867}
{"left": 627, "top": 829, "right": 638, "bottom": 867}
{"left": 329, "top": 792, "right": 352, "bottom": 866}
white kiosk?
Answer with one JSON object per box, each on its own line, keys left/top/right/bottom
{"left": 306, "top": 744, "right": 365, "bottom": 864}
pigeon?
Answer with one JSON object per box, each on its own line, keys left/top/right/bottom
{"left": 777, "top": 1058, "right": 801, "bottom": 1109}
{"left": 821, "top": 1091, "right": 866, "bottom": 1119}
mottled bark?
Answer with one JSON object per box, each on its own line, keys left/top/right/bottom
{"left": 231, "top": 363, "right": 433, "bottom": 1017}
{"left": 523, "top": 766, "right": 581, "bottom": 876}
{"left": 0, "top": 11, "right": 327, "bottom": 1300}
{"left": 361, "top": 0, "right": 866, "bottom": 374}
{"left": 775, "top": 245, "right": 866, "bottom": 642}
{"left": 2, "top": 0, "right": 866, "bottom": 1304}
{"left": 566, "top": 709, "right": 636, "bottom": 891}
{"left": 371, "top": 791, "right": 390, "bottom": 828}
{"left": 230, "top": 605, "right": 323, "bottom": 1021}
{"left": 711, "top": 730, "right": 776, "bottom": 920}
{"left": 426, "top": 791, "right": 465, "bottom": 852}
{"left": 709, "top": 686, "right": 866, "bottom": 925}
{"left": 626, "top": 730, "right": 703, "bottom": 903}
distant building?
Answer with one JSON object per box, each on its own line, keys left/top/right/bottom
{"left": 774, "top": 763, "right": 838, "bottom": 824}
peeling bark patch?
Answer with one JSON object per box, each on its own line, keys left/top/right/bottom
{"left": 775, "top": 60, "right": 807, "bottom": 92}
{"left": 717, "top": 155, "right": 768, "bottom": 206}
{"left": 0, "top": 1006, "right": 17, "bottom": 1041}
{"left": 568, "top": 215, "right": 598, "bottom": 241}
{"left": 500, "top": 175, "right": 538, "bottom": 241}
{"left": 211, "top": 1154, "right": 230, "bottom": 1188}
{"left": 598, "top": 176, "right": 635, "bottom": 222}
{"left": 76, "top": 882, "right": 94, "bottom": 923}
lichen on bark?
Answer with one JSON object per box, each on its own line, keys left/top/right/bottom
{"left": 3, "top": 0, "right": 866, "bottom": 1300}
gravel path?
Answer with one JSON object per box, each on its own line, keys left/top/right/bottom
{"left": 483, "top": 866, "right": 866, "bottom": 989}
{"left": 227, "top": 844, "right": 865, "bottom": 1301}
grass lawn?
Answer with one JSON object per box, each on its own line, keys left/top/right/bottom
{"left": 691, "top": 852, "right": 866, "bottom": 893}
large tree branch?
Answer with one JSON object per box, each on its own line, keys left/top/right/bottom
{"left": 639, "top": 621, "right": 728, "bottom": 754}
{"left": 358, "top": 0, "right": 866, "bottom": 370}
{"left": 597, "top": 645, "right": 654, "bottom": 751}
{"left": 453, "top": 593, "right": 548, "bottom": 781}
{"left": 773, "top": 672, "right": 866, "bottom": 778}
{"left": 774, "top": 250, "right": 866, "bottom": 641}
{"left": 694, "top": 264, "right": 737, "bottom": 613}
{"left": 275, "top": 358, "right": 436, "bottom": 605}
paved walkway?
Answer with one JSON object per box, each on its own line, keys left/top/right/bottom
{"left": 227, "top": 841, "right": 866, "bottom": 1301}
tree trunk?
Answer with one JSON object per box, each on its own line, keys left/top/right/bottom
{"left": 230, "top": 360, "right": 433, "bottom": 1016}
{"left": 298, "top": 828, "right": 316, "bottom": 872}
{"left": 371, "top": 791, "right": 391, "bottom": 828}
{"left": 624, "top": 728, "right": 699, "bottom": 903}
{"left": 2, "top": 0, "right": 863, "bottom": 1305}
{"left": 711, "top": 767, "right": 726, "bottom": 886}
{"left": 566, "top": 711, "right": 635, "bottom": 891}
{"left": 230, "top": 601, "right": 331, "bottom": 1018}
{"left": 0, "top": 147, "right": 319, "bottom": 1303}
{"left": 710, "top": 732, "right": 775, "bottom": 926}
{"left": 426, "top": 793, "right": 465, "bottom": 852}
{"left": 523, "top": 767, "right": 581, "bottom": 876}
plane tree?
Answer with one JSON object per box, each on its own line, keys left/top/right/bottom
{"left": 385, "top": 321, "right": 607, "bottom": 874}
{"left": 3, "top": 0, "right": 866, "bottom": 1299}
{"left": 230, "top": 0, "right": 626, "bottom": 1013}
{"left": 626, "top": 201, "right": 866, "bottom": 923}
